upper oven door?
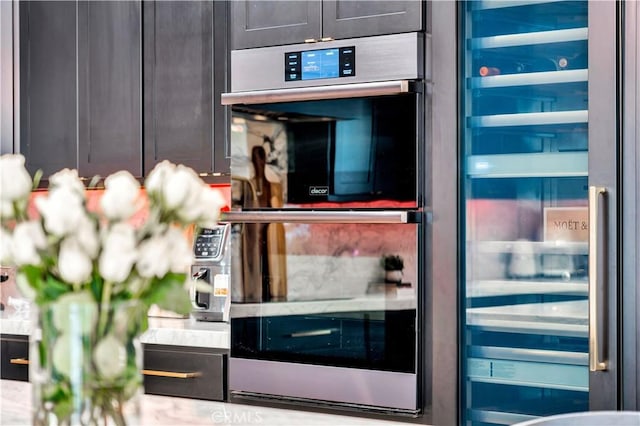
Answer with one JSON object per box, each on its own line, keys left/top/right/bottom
{"left": 229, "top": 93, "right": 420, "bottom": 209}
{"left": 223, "top": 33, "right": 425, "bottom": 210}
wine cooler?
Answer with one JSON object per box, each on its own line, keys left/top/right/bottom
{"left": 460, "top": 1, "right": 619, "bottom": 425}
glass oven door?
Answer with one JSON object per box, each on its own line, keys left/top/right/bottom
{"left": 226, "top": 217, "right": 420, "bottom": 412}
{"left": 229, "top": 92, "right": 419, "bottom": 209}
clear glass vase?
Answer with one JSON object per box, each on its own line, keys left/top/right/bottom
{"left": 30, "top": 299, "right": 146, "bottom": 426}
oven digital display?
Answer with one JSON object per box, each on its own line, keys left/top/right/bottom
{"left": 302, "top": 49, "right": 338, "bottom": 80}
{"left": 285, "top": 46, "right": 355, "bottom": 82}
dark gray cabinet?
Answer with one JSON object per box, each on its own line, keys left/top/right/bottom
{"left": 0, "top": 334, "right": 29, "bottom": 382}
{"left": 143, "top": 1, "right": 229, "bottom": 180}
{"left": 19, "top": 1, "right": 142, "bottom": 179}
{"left": 231, "top": 1, "right": 321, "bottom": 49}
{"left": 143, "top": 344, "right": 227, "bottom": 401}
{"left": 19, "top": 1, "right": 78, "bottom": 179}
{"left": 230, "top": 0, "right": 423, "bottom": 50}
{"left": 322, "top": 0, "right": 423, "bottom": 40}
{"left": 77, "top": 1, "right": 142, "bottom": 178}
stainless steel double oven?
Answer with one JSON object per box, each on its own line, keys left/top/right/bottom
{"left": 221, "top": 32, "right": 428, "bottom": 415}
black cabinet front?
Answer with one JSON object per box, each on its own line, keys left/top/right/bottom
{"left": 0, "top": 335, "right": 29, "bottom": 382}
{"left": 143, "top": 344, "right": 227, "bottom": 401}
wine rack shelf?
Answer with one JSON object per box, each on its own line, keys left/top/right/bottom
{"left": 466, "top": 152, "right": 587, "bottom": 178}
{"left": 470, "top": 28, "right": 587, "bottom": 50}
{"left": 469, "top": 69, "right": 587, "bottom": 89}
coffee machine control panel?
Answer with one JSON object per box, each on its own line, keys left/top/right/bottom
{"left": 191, "top": 223, "right": 231, "bottom": 322}
{"left": 194, "top": 225, "right": 227, "bottom": 261}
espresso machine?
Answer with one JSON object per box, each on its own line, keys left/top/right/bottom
{"left": 191, "top": 223, "right": 231, "bottom": 322}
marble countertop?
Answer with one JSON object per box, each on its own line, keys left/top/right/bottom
{"left": 1, "top": 294, "right": 416, "bottom": 346}
{"left": 0, "top": 310, "right": 230, "bottom": 349}
{"left": 231, "top": 293, "right": 416, "bottom": 318}
{"left": 0, "top": 380, "right": 412, "bottom": 426}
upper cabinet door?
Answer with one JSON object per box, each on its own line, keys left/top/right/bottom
{"left": 230, "top": 0, "right": 322, "bottom": 50}
{"left": 322, "top": 0, "right": 423, "bottom": 40}
{"left": 20, "top": 1, "right": 142, "bottom": 180}
{"left": 77, "top": 1, "right": 142, "bottom": 179}
{"left": 143, "top": 1, "right": 216, "bottom": 175}
{"left": 19, "top": 1, "right": 78, "bottom": 178}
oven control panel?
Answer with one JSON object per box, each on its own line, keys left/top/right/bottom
{"left": 285, "top": 46, "right": 355, "bottom": 82}
{"left": 193, "top": 224, "right": 229, "bottom": 261}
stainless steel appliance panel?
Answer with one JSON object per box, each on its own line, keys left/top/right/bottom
{"left": 229, "top": 32, "right": 423, "bottom": 92}
{"left": 226, "top": 32, "right": 425, "bottom": 415}
{"left": 230, "top": 358, "right": 417, "bottom": 413}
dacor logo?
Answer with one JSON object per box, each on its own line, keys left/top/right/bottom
{"left": 309, "top": 186, "right": 329, "bottom": 196}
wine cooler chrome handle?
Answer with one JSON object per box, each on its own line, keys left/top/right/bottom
{"left": 589, "top": 186, "right": 607, "bottom": 372}
{"left": 221, "top": 210, "right": 417, "bottom": 224}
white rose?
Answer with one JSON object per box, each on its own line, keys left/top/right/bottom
{"left": 174, "top": 185, "right": 204, "bottom": 223}
{"left": 99, "top": 223, "right": 137, "bottom": 282}
{"left": 136, "top": 234, "right": 170, "bottom": 278}
{"left": 166, "top": 227, "right": 193, "bottom": 274}
{"left": 35, "top": 186, "right": 85, "bottom": 237}
{"left": 0, "top": 154, "right": 33, "bottom": 202}
{"left": 58, "top": 237, "right": 93, "bottom": 285}
{"left": 73, "top": 214, "right": 100, "bottom": 259}
{"left": 52, "top": 333, "right": 77, "bottom": 377}
{"left": 193, "top": 187, "right": 226, "bottom": 229}
{"left": 144, "top": 160, "right": 176, "bottom": 196}
{"left": 11, "top": 221, "right": 46, "bottom": 266}
{"left": 100, "top": 171, "right": 141, "bottom": 220}
{"left": 15, "top": 272, "right": 36, "bottom": 301}
{"left": 93, "top": 334, "right": 126, "bottom": 379}
{"left": 163, "top": 165, "right": 202, "bottom": 211}
{"left": 0, "top": 228, "right": 13, "bottom": 264}
{"left": 48, "top": 168, "right": 85, "bottom": 197}
{"left": 1, "top": 200, "right": 14, "bottom": 220}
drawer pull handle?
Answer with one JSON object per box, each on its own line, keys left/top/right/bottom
{"left": 9, "top": 358, "right": 29, "bottom": 365}
{"left": 142, "top": 369, "right": 202, "bottom": 379}
{"left": 289, "top": 328, "right": 335, "bottom": 338}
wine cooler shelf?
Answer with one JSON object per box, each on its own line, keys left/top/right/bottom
{"left": 468, "top": 111, "right": 587, "bottom": 129}
{"left": 469, "top": 240, "right": 587, "bottom": 255}
{"left": 467, "top": 299, "right": 587, "bottom": 337}
{"left": 468, "top": 356, "right": 587, "bottom": 391}
{"left": 471, "top": 0, "right": 586, "bottom": 13}
{"left": 467, "top": 152, "right": 587, "bottom": 178}
{"left": 470, "top": 27, "right": 586, "bottom": 51}
{"left": 467, "top": 279, "right": 587, "bottom": 299}
{"left": 470, "top": 69, "right": 587, "bottom": 89}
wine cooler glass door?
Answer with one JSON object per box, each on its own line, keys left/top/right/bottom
{"left": 460, "top": 1, "right": 619, "bottom": 424}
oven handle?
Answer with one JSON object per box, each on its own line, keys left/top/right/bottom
{"left": 221, "top": 80, "right": 411, "bottom": 105}
{"left": 221, "top": 210, "right": 421, "bottom": 224}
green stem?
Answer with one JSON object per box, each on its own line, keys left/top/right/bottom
{"left": 98, "top": 281, "right": 113, "bottom": 337}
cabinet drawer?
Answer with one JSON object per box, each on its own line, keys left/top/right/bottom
{"left": 143, "top": 344, "right": 227, "bottom": 401}
{"left": 0, "top": 335, "right": 29, "bottom": 382}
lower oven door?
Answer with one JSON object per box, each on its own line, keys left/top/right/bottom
{"left": 224, "top": 210, "right": 421, "bottom": 414}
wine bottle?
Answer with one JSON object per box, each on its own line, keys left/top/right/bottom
{"left": 479, "top": 66, "right": 500, "bottom": 77}
{"left": 478, "top": 61, "right": 530, "bottom": 77}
